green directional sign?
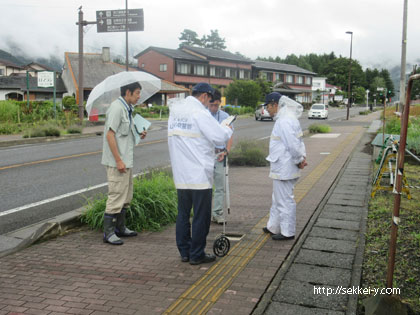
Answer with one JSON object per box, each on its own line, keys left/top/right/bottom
{"left": 96, "top": 9, "right": 144, "bottom": 33}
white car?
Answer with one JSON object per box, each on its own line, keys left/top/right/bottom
{"left": 308, "top": 103, "right": 328, "bottom": 119}
{"left": 255, "top": 104, "right": 273, "bottom": 121}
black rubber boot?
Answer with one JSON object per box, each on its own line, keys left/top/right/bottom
{"left": 103, "top": 214, "right": 124, "bottom": 245}
{"left": 115, "top": 208, "right": 137, "bottom": 237}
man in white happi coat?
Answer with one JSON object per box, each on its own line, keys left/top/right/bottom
{"left": 168, "top": 83, "right": 233, "bottom": 265}
{"left": 262, "top": 92, "right": 307, "bottom": 241}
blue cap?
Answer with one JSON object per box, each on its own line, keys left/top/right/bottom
{"left": 192, "top": 82, "right": 215, "bottom": 95}
{"left": 264, "top": 92, "right": 282, "bottom": 105}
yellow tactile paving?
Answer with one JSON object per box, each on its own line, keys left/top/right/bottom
{"left": 164, "top": 126, "right": 363, "bottom": 314}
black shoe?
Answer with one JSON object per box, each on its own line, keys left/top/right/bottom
{"left": 181, "top": 256, "right": 189, "bottom": 263}
{"left": 189, "top": 254, "right": 216, "bottom": 265}
{"left": 272, "top": 234, "right": 295, "bottom": 241}
{"left": 262, "top": 227, "right": 274, "bottom": 235}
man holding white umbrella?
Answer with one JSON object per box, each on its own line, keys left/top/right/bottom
{"left": 101, "top": 82, "right": 147, "bottom": 245}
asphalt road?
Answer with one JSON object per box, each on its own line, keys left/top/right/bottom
{"left": 0, "top": 107, "right": 361, "bottom": 234}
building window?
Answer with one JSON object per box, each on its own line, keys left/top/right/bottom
{"left": 298, "top": 76, "right": 304, "bottom": 84}
{"left": 260, "top": 71, "right": 268, "bottom": 80}
{"left": 244, "top": 70, "right": 250, "bottom": 79}
{"left": 159, "top": 64, "right": 167, "bottom": 72}
{"left": 194, "top": 64, "right": 206, "bottom": 76}
{"left": 177, "top": 63, "right": 191, "bottom": 74}
{"left": 230, "top": 69, "right": 237, "bottom": 79}
{"left": 225, "top": 68, "right": 230, "bottom": 78}
{"left": 307, "top": 77, "right": 312, "bottom": 85}
{"left": 210, "top": 66, "right": 216, "bottom": 77}
{"left": 239, "top": 69, "right": 244, "bottom": 79}
{"left": 275, "top": 73, "right": 281, "bottom": 82}
{"left": 141, "top": 63, "right": 145, "bottom": 68}
{"left": 216, "top": 67, "right": 225, "bottom": 78}
{"left": 286, "top": 74, "right": 294, "bottom": 83}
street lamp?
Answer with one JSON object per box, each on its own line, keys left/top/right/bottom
{"left": 346, "top": 31, "right": 353, "bottom": 120}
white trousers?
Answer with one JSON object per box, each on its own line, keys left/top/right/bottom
{"left": 267, "top": 179, "right": 298, "bottom": 237}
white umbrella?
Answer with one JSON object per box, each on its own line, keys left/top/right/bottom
{"left": 86, "top": 71, "right": 161, "bottom": 116}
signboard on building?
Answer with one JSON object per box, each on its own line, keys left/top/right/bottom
{"left": 37, "top": 71, "right": 54, "bottom": 88}
{"left": 96, "top": 9, "right": 144, "bottom": 33}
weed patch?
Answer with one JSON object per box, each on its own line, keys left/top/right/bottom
{"left": 359, "top": 163, "right": 420, "bottom": 314}
{"left": 308, "top": 123, "right": 331, "bottom": 134}
{"left": 81, "top": 171, "right": 177, "bottom": 232}
{"left": 229, "top": 139, "right": 269, "bottom": 166}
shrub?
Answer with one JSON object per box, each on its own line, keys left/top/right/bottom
{"left": 225, "top": 80, "right": 262, "bottom": 108}
{"left": 308, "top": 124, "right": 331, "bottom": 133}
{"left": 24, "top": 124, "right": 61, "bottom": 138}
{"left": 81, "top": 171, "right": 178, "bottom": 232}
{"left": 359, "top": 110, "right": 370, "bottom": 115}
{"left": 67, "top": 125, "right": 83, "bottom": 134}
{"left": 62, "top": 96, "right": 77, "bottom": 112}
{"left": 229, "top": 139, "right": 269, "bottom": 166}
{"left": 223, "top": 106, "right": 253, "bottom": 116}
{"left": 385, "top": 117, "right": 401, "bottom": 134}
{"left": 0, "top": 101, "right": 19, "bottom": 123}
{"left": 0, "top": 122, "right": 20, "bottom": 134}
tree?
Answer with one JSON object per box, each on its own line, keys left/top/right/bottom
{"left": 202, "top": 30, "right": 226, "bottom": 50}
{"left": 178, "top": 29, "right": 203, "bottom": 47}
{"left": 323, "top": 57, "right": 365, "bottom": 90}
{"left": 353, "top": 86, "right": 366, "bottom": 104}
{"left": 225, "top": 80, "right": 262, "bottom": 108}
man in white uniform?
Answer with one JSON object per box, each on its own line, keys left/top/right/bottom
{"left": 262, "top": 92, "right": 307, "bottom": 241}
{"left": 208, "top": 90, "right": 233, "bottom": 224}
{"left": 168, "top": 83, "right": 233, "bottom": 265}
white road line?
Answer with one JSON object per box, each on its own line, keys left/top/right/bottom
{"left": 0, "top": 170, "right": 150, "bottom": 217}
{"left": 0, "top": 182, "right": 107, "bottom": 217}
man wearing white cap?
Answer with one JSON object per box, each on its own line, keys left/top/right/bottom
{"left": 262, "top": 92, "right": 307, "bottom": 241}
{"left": 168, "top": 83, "right": 233, "bottom": 265}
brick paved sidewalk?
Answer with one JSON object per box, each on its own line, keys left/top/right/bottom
{"left": 0, "top": 113, "right": 380, "bottom": 314}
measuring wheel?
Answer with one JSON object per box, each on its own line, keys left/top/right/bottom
{"left": 213, "top": 234, "right": 230, "bottom": 257}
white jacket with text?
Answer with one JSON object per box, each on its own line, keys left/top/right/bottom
{"left": 168, "top": 96, "right": 233, "bottom": 189}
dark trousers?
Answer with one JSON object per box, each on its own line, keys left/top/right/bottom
{"left": 176, "top": 189, "right": 212, "bottom": 261}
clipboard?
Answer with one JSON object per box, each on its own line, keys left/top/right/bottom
{"left": 133, "top": 114, "right": 151, "bottom": 144}
{"left": 221, "top": 115, "right": 237, "bottom": 127}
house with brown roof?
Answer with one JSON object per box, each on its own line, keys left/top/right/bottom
{"left": 252, "top": 60, "right": 315, "bottom": 104}
{"left": 134, "top": 45, "right": 253, "bottom": 92}
{"left": 62, "top": 47, "right": 188, "bottom": 106}
{"left": 0, "top": 59, "right": 26, "bottom": 77}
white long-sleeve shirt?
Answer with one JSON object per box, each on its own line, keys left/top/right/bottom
{"left": 266, "top": 115, "right": 306, "bottom": 180}
{"left": 168, "top": 96, "right": 233, "bottom": 189}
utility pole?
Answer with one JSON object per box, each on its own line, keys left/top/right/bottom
{"left": 346, "top": 31, "right": 353, "bottom": 120}
{"left": 399, "top": 0, "right": 408, "bottom": 113}
{"left": 125, "top": 0, "right": 129, "bottom": 71}
{"left": 77, "top": 7, "right": 85, "bottom": 121}
{"left": 76, "top": 6, "right": 97, "bottom": 121}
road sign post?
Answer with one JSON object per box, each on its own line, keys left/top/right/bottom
{"left": 96, "top": 9, "right": 144, "bottom": 33}
{"left": 37, "top": 71, "right": 57, "bottom": 119}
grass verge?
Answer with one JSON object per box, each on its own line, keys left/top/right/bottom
{"left": 229, "top": 139, "right": 269, "bottom": 166}
{"left": 308, "top": 123, "right": 331, "bottom": 134}
{"left": 81, "top": 171, "right": 177, "bottom": 232}
{"left": 359, "top": 163, "right": 420, "bottom": 314}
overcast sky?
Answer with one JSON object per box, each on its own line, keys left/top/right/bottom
{"left": 1, "top": 0, "right": 419, "bottom": 71}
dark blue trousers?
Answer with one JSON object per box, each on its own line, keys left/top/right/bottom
{"left": 176, "top": 189, "right": 212, "bottom": 261}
